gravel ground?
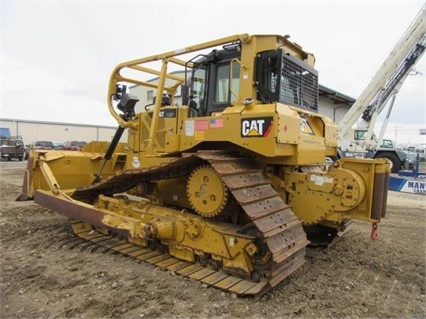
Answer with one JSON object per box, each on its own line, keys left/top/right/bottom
{"left": 1, "top": 161, "right": 425, "bottom": 318}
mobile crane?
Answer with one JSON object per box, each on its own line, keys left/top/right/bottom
{"left": 338, "top": 4, "right": 426, "bottom": 173}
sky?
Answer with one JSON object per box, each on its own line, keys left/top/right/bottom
{"left": 1, "top": 0, "right": 425, "bottom": 145}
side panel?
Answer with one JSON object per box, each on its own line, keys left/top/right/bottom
{"left": 179, "top": 104, "right": 279, "bottom": 157}
{"left": 174, "top": 103, "right": 335, "bottom": 165}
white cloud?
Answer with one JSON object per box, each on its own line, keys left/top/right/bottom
{"left": 1, "top": 1, "right": 425, "bottom": 144}
{"left": 1, "top": 54, "right": 113, "bottom": 125}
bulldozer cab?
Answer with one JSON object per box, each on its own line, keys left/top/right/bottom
{"left": 186, "top": 46, "right": 241, "bottom": 117}
{"left": 184, "top": 41, "right": 318, "bottom": 118}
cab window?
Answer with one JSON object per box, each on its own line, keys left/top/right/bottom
{"left": 215, "top": 62, "right": 240, "bottom": 104}
{"left": 354, "top": 130, "right": 367, "bottom": 140}
{"left": 191, "top": 67, "right": 206, "bottom": 114}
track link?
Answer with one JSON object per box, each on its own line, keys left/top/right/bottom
{"left": 199, "top": 154, "right": 309, "bottom": 289}
{"left": 71, "top": 220, "right": 270, "bottom": 297}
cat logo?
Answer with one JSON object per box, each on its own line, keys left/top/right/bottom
{"left": 148, "top": 108, "right": 177, "bottom": 119}
{"left": 241, "top": 117, "right": 273, "bottom": 137}
{"left": 159, "top": 109, "right": 177, "bottom": 118}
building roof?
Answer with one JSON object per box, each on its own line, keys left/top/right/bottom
{"left": 0, "top": 118, "right": 116, "bottom": 129}
{"left": 319, "top": 84, "right": 356, "bottom": 105}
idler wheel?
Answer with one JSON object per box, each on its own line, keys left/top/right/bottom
{"left": 240, "top": 224, "right": 272, "bottom": 272}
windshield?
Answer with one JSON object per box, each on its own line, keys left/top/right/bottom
{"left": 354, "top": 130, "right": 376, "bottom": 141}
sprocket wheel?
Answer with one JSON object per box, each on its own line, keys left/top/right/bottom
{"left": 186, "top": 165, "right": 228, "bottom": 218}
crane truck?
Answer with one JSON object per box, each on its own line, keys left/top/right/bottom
{"left": 337, "top": 4, "right": 426, "bottom": 173}
{"left": 19, "top": 34, "right": 390, "bottom": 298}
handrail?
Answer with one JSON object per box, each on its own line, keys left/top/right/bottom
{"left": 107, "top": 34, "right": 251, "bottom": 126}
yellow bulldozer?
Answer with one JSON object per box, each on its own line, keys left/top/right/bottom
{"left": 19, "top": 34, "right": 390, "bottom": 298}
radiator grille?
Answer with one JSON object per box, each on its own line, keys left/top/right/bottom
{"left": 280, "top": 55, "right": 318, "bottom": 111}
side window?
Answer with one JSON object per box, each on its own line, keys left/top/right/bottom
{"left": 215, "top": 64, "right": 230, "bottom": 103}
{"left": 354, "top": 130, "right": 367, "bottom": 141}
{"left": 215, "top": 62, "right": 240, "bottom": 104}
{"left": 191, "top": 67, "right": 206, "bottom": 114}
{"left": 265, "top": 56, "right": 279, "bottom": 94}
{"left": 256, "top": 52, "right": 280, "bottom": 103}
{"left": 381, "top": 140, "right": 393, "bottom": 148}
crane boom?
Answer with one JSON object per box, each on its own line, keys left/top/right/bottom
{"left": 338, "top": 4, "right": 426, "bottom": 149}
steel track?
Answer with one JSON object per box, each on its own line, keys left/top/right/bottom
{"left": 68, "top": 152, "right": 309, "bottom": 298}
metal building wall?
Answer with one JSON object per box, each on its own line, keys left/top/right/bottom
{"left": 0, "top": 118, "right": 125, "bottom": 145}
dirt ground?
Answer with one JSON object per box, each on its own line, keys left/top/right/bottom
{"left": 1, "top": 161, "right": 425, "bottom": 319}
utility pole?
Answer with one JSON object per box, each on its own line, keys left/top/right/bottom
{"left": 394, "top": 125, "right": 398, "bottom": 145}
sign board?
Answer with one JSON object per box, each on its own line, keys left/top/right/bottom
{"left": 388, "top": 176, "right": 426, "bottom": 195}
{"left": 0, "top": 128, "right": 10, "bottom": 138}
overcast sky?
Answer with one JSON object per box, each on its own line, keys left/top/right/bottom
{"left": 1, "top": 0, "right": 425, "bottom": 144}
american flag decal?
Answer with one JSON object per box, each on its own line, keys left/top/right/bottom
{"left": 210, "top": 119, "right": 224, "bottom": 128}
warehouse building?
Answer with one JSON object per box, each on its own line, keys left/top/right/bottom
{"left": 0, "top": 118, "right": 119, "bottom": 146}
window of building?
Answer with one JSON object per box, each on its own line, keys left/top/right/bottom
{"left": 147, "top": 90, "right": 154, "bottom": 102}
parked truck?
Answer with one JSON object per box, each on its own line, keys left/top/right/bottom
{"left": 0, "top": 136, "right": 25, "bottom": 161}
